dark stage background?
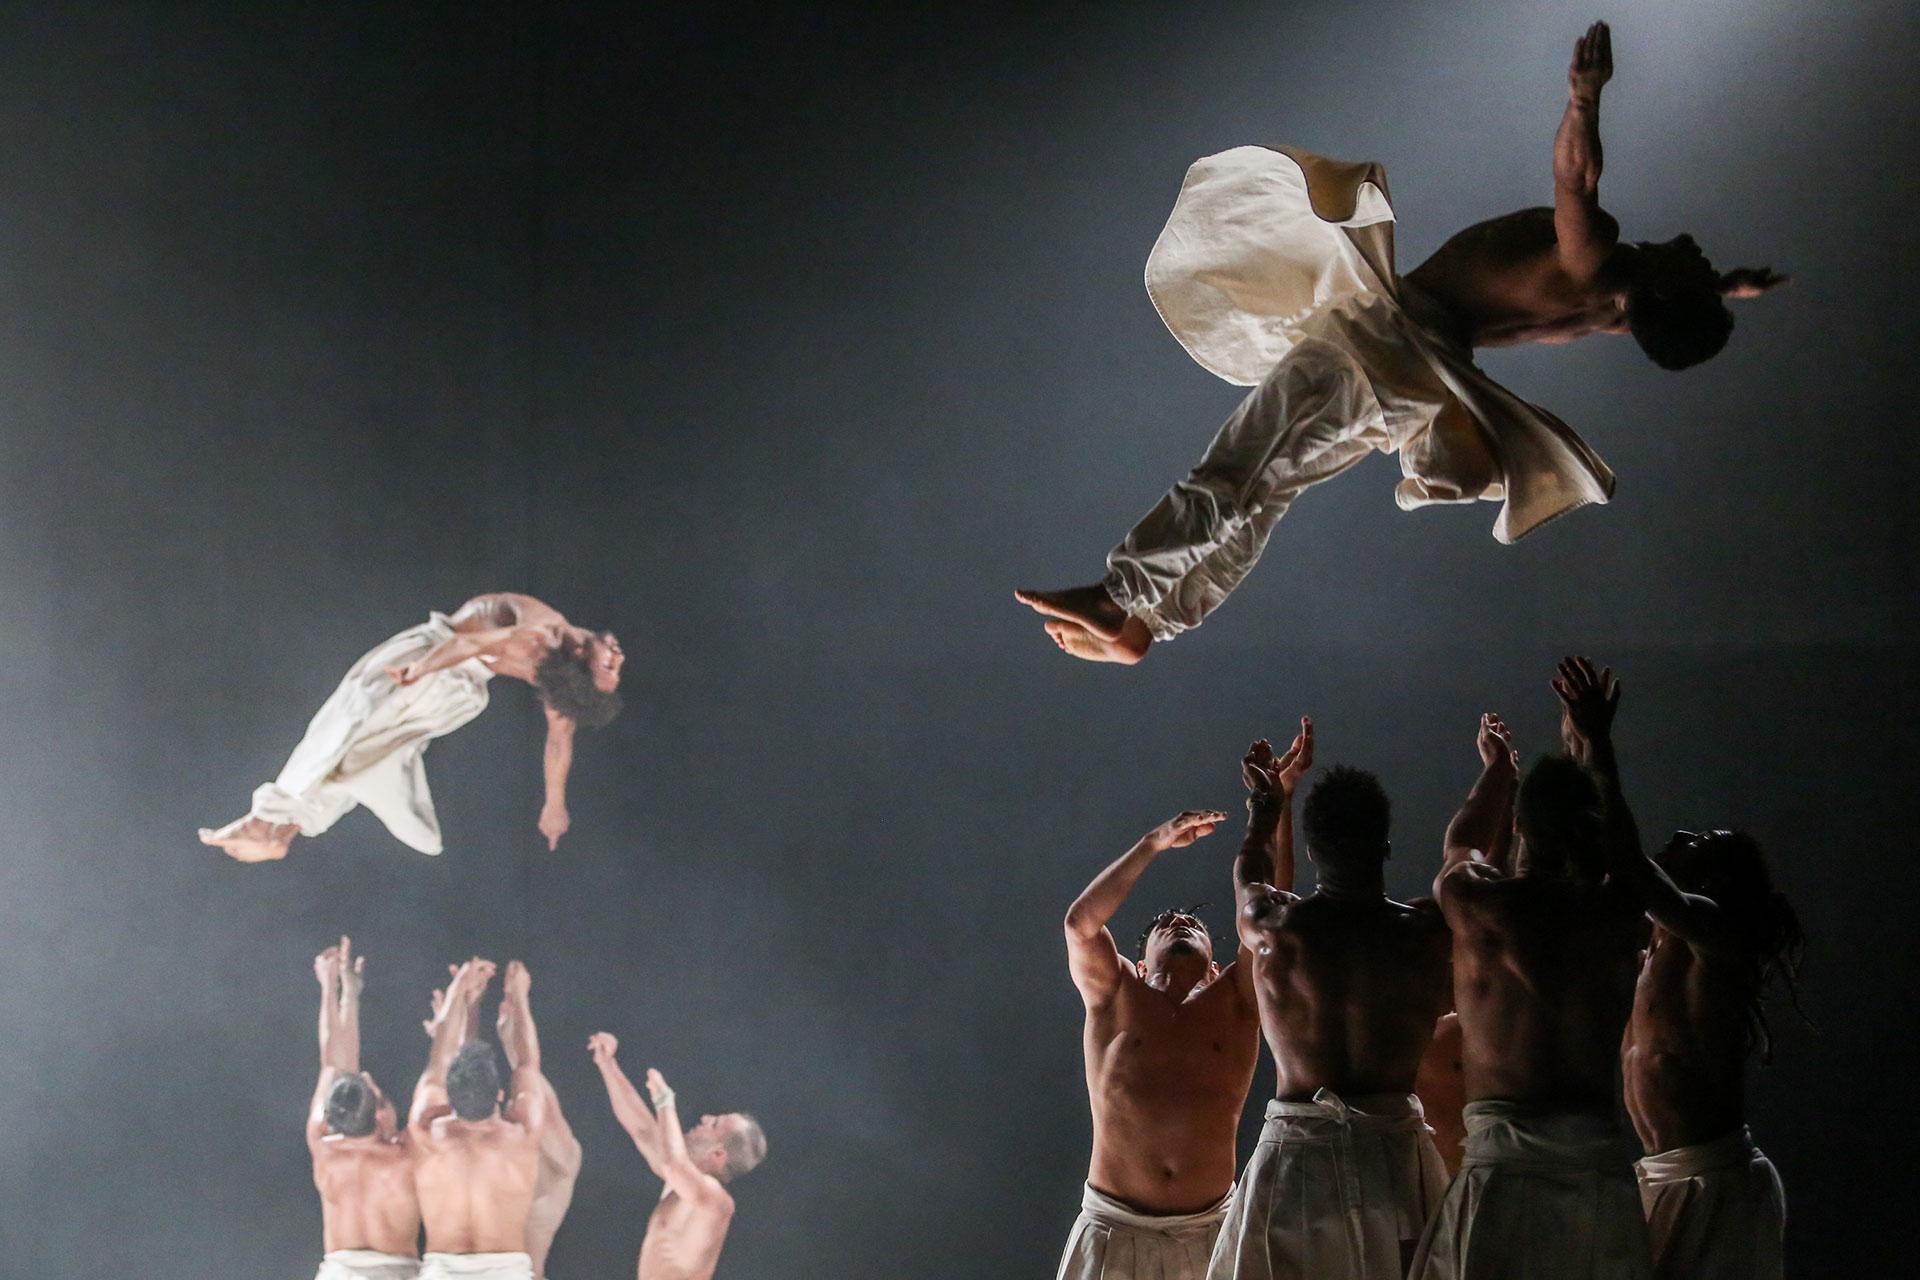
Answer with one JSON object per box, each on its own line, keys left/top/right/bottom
{"left": 2, "top": 1, "right": 1913, "bottom": 1275}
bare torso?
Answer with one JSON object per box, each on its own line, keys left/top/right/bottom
{"left": 1622, "top": 927, "right": 1757, "bottom": 1153}
{"left": 1245, "top": 894, "right": 1452, "bottom": 1099}
{"left": 1083, "top": 968, "right": 1260, "bottom": 1213}
{"left": 1405, "top": 207, "right": 1628, "bottom": 348}
{"left": 449, "top": 593, "right": 570, "bottom": 683}
{"left": 1414, "top": 1013, "right": 1467, "bottom": 1174}
{"left": 638, "top": 1188, "right": 733, "bottom": 1280}
{"left": 413, "top": 1116, "right": 542, "bottom": 1255}
{"left": 1446, "top": 874, "right": 1644, "bottom": 1107}
{"left": 312, "top": 1135, "right": 421, "bottom": 1257}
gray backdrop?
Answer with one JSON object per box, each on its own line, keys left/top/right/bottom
{"left": 1, "top": 1, "right": 1912, "bottom": 1275}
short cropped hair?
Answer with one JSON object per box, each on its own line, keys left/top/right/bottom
{"left": 723, "top": 1113, "right": 768, "bottom": 1179}
{"left": 1515, "top": 755, "right": 1608, "bottom": 881}
{"left": 1627, "top": 285, "right": 1734, "bottom": 371}
{"left": 535, "top": 637, "right": 623, "bottom": 729}
{"left": 325, "top": 1072, "right": 377, "bottom": 1138}
{"left": 1136, "top": 905, "right": 1211, "bottom": 955}
{"left": 446, "top": 1042, "right": 502, "bottom": 1121}
{"left": 1301, "top": 766, "right": 1392, "bottom": 876}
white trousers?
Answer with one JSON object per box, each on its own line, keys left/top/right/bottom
{"left": 1056, "top": 1182, "right": 1231, "bottom": 1280}
{"left": 249, "top": 613, "right": 491, "bottom": 854}
{"left": 315, "top": 1250, "right": 420, "bottom": 1280}
{"left": 1409, "top": 1101, "right": 1652, "bottom": 1280}
{"left": 1638, "top": 1126, "right": 1784, "bottom": 1280}
{"left": 417, "top": 1252, "right": 533, "bottom": 1280}
{"left": 1208, "top": 1090, "right": 1448, "bottom": 1280}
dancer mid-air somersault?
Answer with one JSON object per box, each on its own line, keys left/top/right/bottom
{"left": 1018, "top": 21, "right": 1786, "bottom": 664}
{"left": 200, "top": 592, "right": 623, "bottom": 861}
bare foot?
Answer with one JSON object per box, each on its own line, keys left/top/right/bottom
{"left": 1043, "top": 618, "right": 1151, "bottom": 665}
{"left": 1015, "top": 583, "right": 1129, "bottom": 641}
{"left": 199, "top": 815, "right": 297, "bottom": 862}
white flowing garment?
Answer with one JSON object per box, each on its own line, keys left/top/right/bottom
{"left": 1056, "top": 1182, "right": 1231, "bottom": 1280}
{"left": 1105, "top": 146, "right": 1615, "bottom": 640}
{"left": 249, "top": 613, "right": 493, "bottom": 854}
{"left": 1637, "top": 1126, "right": 1784, "bottom": 1280}
{"left": 315, "top": 1250, "right": 421, "bottom": 1280}
{"left": 1207, "top": 1090, "right": 1448, "bottom": 1280}
{"left": 417, "top": 1252, "right": 534, "bottom": 1280}
{"left": 1408, "top": 1101, "right": 1652, "bottom": 1280}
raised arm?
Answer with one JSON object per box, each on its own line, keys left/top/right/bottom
{"left": 496, "top": 961, "right": 548, "bottom": 1134}
{"left": 1063, "top": 810, "right": 1225, "bottom": 1005}
{"left": 1436, "top": 715, "right": 1518, "bottom": 898}
{"left": 588, "top": 1032, "right": 669, "bottom": 1167}
{"left": 412, "top": 957, "right": 493, "bottom": 1129}
{"left": 1235, "top": 720, "right": 1313, "bottom": 951}
{"left": 1553, "top": 20, "right": 1618, "bottom": 281}
{"left": 538, "top": 707, "right": 576, "bottom": 851}
{"left": 308, "top": 939, "right": 353, "bottom": 1142}
{"left": 643, "top": 1068, "right": 734, "bottom": 1210}
{"left": 1553, "top": 656, "right": 1735, "bottom": 950}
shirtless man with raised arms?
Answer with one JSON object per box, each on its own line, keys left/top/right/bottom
{"left": 1019, "top": 21, "right": 1786, "bottom": 664}
{"left": 1211, "top": 735, "right": 1451, "bottom": 1279}
{"left": 1410, "top": 679, "right": 1654, "bottom": 1279}
{"left": 1054, "top": 723, "right": 1310, "bottom": 1280}
{"left": 410, "top": 958, "right": 546, "bottom": 1280}
{"left": 202, "top": 592, "right": 623, "bottom": 860}
{"left": 309, "top": 937, "right": 420, "bottom": 1280}
{"left": 588, "top": 1032, "right": 767, "bottom": 1280}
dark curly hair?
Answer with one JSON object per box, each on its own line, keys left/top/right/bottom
{"left": 1657, "top": 830, "right": 1806, "bottom": 1063}
{"left": 535, "top": 634, "right": 623, "bottom": 729}
{"left": 325, "top": 1072, "right": 377, "bottom": 1138}
{"left": 1302, "top": 765, "right": 1391, "bottom": 877}
{"left": 1136, "top": 904, "right": 1210, "bottom": 955}
{"left": 1627, "top": 283, "right": 1734, "bottom": 371}
{"left": 446, "top": 1042, "right": 502, "bottom": 1121}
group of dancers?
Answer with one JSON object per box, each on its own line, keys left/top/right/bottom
{"left": 191, "top": 18, "right": 1799, "bottom": 1279}
{"left": 307, "top": 940, "right": 764, "bottom": 1280}
{"left": 1059, "top": 656, "right": 1800, "bottom": 1280}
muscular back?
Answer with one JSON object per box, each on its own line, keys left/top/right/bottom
{"left": 1245, "top": 895, "right": 1452, "bottom": 1099}
{"left": 639, "top": 1188, "right": 734, "bottom": 1280}
{"left": 1444, "top": 873, "right": 1644, "bottom": 1107}
{"left": 413, "top": 1116, "right": 542, "bottom": 1255}
{"left": 1405, "top": 207, "right": 1628, "bottom": 348}
{"left": 1623, "top": 929, "right": 1758, "bottom": 1154}
{"left": 312, "top": 1136, "right": 420, "bottom": 1257}
{"left": 1084, "top": 970, "right": 1260, "bottom": 1213}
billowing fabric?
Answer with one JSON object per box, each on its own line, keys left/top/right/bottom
{"left": 1056, "top": 1182, "right": 1231, "bottom": 1280}
{"left": 1637, "top": 1126, "right": 1784, "bottom": 1280}
{"left": 249, "top": 613, "right": 492, "bottom": 854}
{"left": 1207, "top": 1090, "right": 1448, "bottom": 1280}
{"left": 417, "top": 1253, "right": 534, "bottom": 1280}
{"left": 1408, "top": 1101, "right": 1652, "bottom": 1280}
{"left": 1110, "top": 145, "right": 1614, "bottom": 640}
{"left": 315, "top": 1250, "right": 421, "bottom": 1280}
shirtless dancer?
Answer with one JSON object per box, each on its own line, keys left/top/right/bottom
{"left": 1410, "top": 681, "right": 1654, "bottom": 1278}
{"left": 419, "top": 961, "right": 583, "bottom": 1279}
{"left": 1211, "top": 742, "right": 1451, "bottom": 1279}
{"left": 587, "top": 1032, "right": 767, "bottom": 1280}
{"left": 201, "top": 592, "right": 624, "bottom": 860}
{"left": 1055, "top": 725, "right": 1307, "bottom": 1280}
{"left": 309, "top": 937, "right": 420, "bottom": 1280}
{"left": 1557, "top": 659, "right": 1800, "bottom": 1279}
{"left": 1019, "top": 21, "right": 1786, "bottom": 663}
{"left": 411, "top": 958, "right": 547, "bottom": 1280}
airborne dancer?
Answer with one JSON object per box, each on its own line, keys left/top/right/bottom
{"left": 1019, "top": 22, "right": 1785, "bottom": 663}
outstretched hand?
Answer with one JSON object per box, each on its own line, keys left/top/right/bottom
{"left": 1242, "top": 718, "right": 1315, "bottom": 800}
{"left": 1569, "top": 20, "right": 1613, "bottom": 100}
{"left": 1144, "top": 809, "right": 1228, "bottom": 852}
{"left": 337, "top": 936, "right": 365, "bottom": 1000}
{"left": 1477, "top": 713, "right": 1517, "bottom": 775}
{"left": 1554, "top": 655, "right": 1621, "bottom": 760}
{"left": 538, "top": 803, "right": 570, "bottom": 852}
{"left": 587, "top": 1031, "right": 619, "bottom": 1065}
{"left": 315, "top": 940, "right": 342, "bottom": 988}
{"left": 1719, "top": 266, "right": 1790, "bottom": 299}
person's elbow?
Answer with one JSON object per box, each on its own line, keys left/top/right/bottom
{"left": 1062, "top": 905, "right": 1099, "bottom": 943}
